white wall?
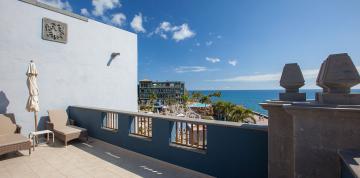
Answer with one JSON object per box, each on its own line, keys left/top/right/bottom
{"left": 0, "top": 0, "right": 138, "bottom": 134}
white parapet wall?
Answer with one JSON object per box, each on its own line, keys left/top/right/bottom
{"left": 0, "top": 0, "right": 138, "bottom": 134}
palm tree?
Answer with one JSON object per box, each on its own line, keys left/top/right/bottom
{"left": 199, "top": 95, "right": 211, "bottom": 104}
{"left": 181, "top": 94, "right": 189, "bottom": 111}
{"left": 223, "top": 102, "right": 236, "bottom": 121}
{"left": 191, "top": 92, "right": 203, "bottom": 102}
{"left": 181, "top": 94, "right": 189, "bottom": 105}
{"left": 228, "top": 106, "right": 256, "bottom": 123}
{"left": 209, "top": 91, "right": 222, "bottom": 98}
{"left": 212, "top": 101, "right": 235, "bottom": 121}
{"left": 148, "top": 92, "right": 157, "bottom": 110}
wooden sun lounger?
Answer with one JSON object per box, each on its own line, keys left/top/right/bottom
{"left": 47, "top": 110, "right": 88, "bottom": 146}
{"left": 0, "top": 114, "right": 31, "bottom": 155}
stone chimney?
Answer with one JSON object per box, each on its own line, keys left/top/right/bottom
{"left": 279, "top": 63, "right": 306, "bottom": 101}
{"left": 316, "top": 53, "right": 360, "bottom": 104}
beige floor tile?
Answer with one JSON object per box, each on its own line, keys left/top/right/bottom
{"left": 6, "top": 164, "right": 39, "bottom": 178}
{"left": 38, "top": 172, "right": 66, "bottom": 178}
{"left": 65, "top": 168, "right": 94, "bottom": 178}
{"left": 0, "top": 167, "right": 11, "bottom": 178}
{"left": 0, "top": 172, "right": 12, "bottom": 178}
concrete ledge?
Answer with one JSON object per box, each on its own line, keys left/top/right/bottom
{"left": 169, "top": 143, "right": 207, "bottom": 155}
{"left": 284, "top": 103, "right": 360, "bottom": 112}
{"left": 19, "top": 0, "right": 88, "bottom": 22}
{"left": 128, "top": 134, "right": 152, "bottom": 142}
{"left": 69, "top": 105, "right": 268, "bottom": 132}
{"left": 100, "top": 127, "right": 118, "bottom": 133}
{"left": 262, "top": 100, "right": 360, "bottom": 112}
{"left": 318, "top": 93, "right": 360, "bottom": 105}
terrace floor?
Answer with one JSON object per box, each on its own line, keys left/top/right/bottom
{"left": 0, "top": 137, "right": 213, "bottom": 178}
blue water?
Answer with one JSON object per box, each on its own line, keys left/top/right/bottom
{"left": 191, "top": 89, "right": 360, "bottom": 115}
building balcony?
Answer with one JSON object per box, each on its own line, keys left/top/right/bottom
{"left": 69, "top": 106, "right": 268, "bottom": 177}
{"left": 0, "top": 106, "right": 268, "bottom": 178}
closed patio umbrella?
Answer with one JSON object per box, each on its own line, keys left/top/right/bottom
{"left": 26, "top": 60, "right": 40, "bottom": 131}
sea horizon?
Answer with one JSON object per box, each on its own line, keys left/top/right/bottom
{"left": 190, "top": 89, "right": 360, "bottom": 115}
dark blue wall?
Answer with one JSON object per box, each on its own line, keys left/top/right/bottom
{"left": 340, "top": 159, "right": 357, "bottom": 178}
{"left": 68, "top": 106, "right": 268, "bottom": 178}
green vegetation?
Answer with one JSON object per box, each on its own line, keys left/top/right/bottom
{"left": 140, "top": 90, "right": 256, "bottom": 124}
{"left": 212, "top": 100, "right": 256, "bottom": 124}
{"left": 199, "top": 95, "right": 211, "bottom": 104}
{"left": 229, "top": 105, "right": 256, "bottom": 123}
{"left": 181, "top": 93, "right": 189, "bottom": 110}
{"left": 209, "top": 91, "right": 221, "bottom": 98}
{"left": 188, "top": 91, "right": 255, "bottom": 123}
{"left": 190, "top": 91, "right": 222, "bottom": 104}
{"left": 149, "top": 92, "right": 157, "bottom": 105}
{"left": 191, "top": 92, "right": 202, "bottom": 102}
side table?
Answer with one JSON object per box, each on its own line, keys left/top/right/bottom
{"left": 28, "top": 130, "right": 55, "bottom": 151}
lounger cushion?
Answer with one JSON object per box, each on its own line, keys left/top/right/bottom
{"left": 0, "top": 114, "right": 17, "bottom": 135}
{"left": 48, "top": 110, "right": 69, "bottom": 129}
{"left": 0, "top": 134, "right": 29, "bottom": 147}
{"left": 55, "top": 125, "right": 87, "bottom": 135}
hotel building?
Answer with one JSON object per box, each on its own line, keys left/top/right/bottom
{"left": 138, "top": 79, "right": 185, "bottom": 104}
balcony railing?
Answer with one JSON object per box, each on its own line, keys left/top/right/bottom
{"left": 102, "top": 112, "right": 118, "bottom": 131}
{"left": 131, "top": 116, "right": 152, "bottom": 138}
{"left": 68, "top": 105, "right": 268, "bottom": 178}
{"left": 173, "top": 121, "right": 207, "bottom": 149}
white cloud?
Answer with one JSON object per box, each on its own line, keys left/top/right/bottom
{"left": 111, "top": 13, "right": 126, "bottom": 26}
{"left": 175, "top": 66, "right": 209, "bottom": 73}
{"left": 80, "top": 8, "right": 90, "bottom": 16}
{"left": 302, "top": 69, "right": 319, "bottom": 79}
{"left": 154, "top": 21, "right": 175, "bottom": 39}
{"left": 39, "top": 0, "right": 72, "bottom": 11}
{"left": 131, "top": 13, "right": 146, "bottom": 33}
{"left": 172, "top": 24, "right": 195, "bottom": 42}
{"left": 205, "top": 41, "right": 213, "bottom": 46}
{"left": 228, "top": 60, "right": 237, "bottom": 66}
{"left": 208, "top": 73, "right": 280, "bottom": 82}
{"left": 154, "top": 22, "right": 195, "bottom": 42}
{"left": 209, "top": 66, "right": 360, "bottom": 85}
{"left": 92, "top": 0, "right": 121, "bottom": 17}
{"left": 159, "top": 33, "right": 167, "bottom": 39}
{"left": 208, "top": 68, "right": 321, "bottom": 82}
{"left": 158, "top": 21, "right": 173, "bottom": 32}
{"left": 206, "top": 57, "right": 220, "bottom": 63}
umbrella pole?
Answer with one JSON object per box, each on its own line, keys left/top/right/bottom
{"left": 34, "top": 111, "right": 38, "bottom": 131}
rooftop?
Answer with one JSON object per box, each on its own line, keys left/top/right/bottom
{"left": 0, "top": 138, "right": 212, "bottom": 178}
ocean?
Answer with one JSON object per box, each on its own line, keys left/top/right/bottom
{"left": 192, "top": 89, "right": 360, "bottom": 115}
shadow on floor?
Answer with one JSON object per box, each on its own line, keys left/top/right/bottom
{"left": 0, "top": 138, "right": 211, "bottom": 178}
{"left": 70, "top": 138, "right": 209, "bottom": 178}
{"left": 0, "top": 152, "right": 25, "bottom": 161}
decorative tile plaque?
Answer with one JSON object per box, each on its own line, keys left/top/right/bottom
{"left": 42, "top": 18, "right": 67, "bottom": 43}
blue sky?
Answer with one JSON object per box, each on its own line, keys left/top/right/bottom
{"left": 41, "top": 0, "right": 360, "bottom": 90}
